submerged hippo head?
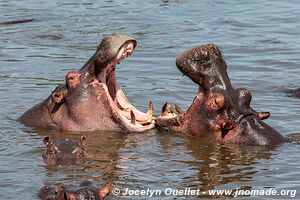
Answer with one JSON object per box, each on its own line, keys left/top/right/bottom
{"left": 39, "top": 181, "right": 112, "bottom": 200}
{"left": 156, "top": 44, "right": 285, "bottom": 145}
{"left": 19, "top": 33, "right": 154, "bottom": 132}
{"left": 42, "top": 136, "right": 86, "bottom": 166}
{"left": 292, "top": 88, "right": 300, "bottom": 98}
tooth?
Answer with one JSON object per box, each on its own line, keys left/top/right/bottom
{"left": 161, "top": 102, "right": 171, "bottom": 116}
{"left": 130, "top": 110, "right": 136, "bottom": 125}
{"left": 139, "top": 120, "right": 151, "bottom": 125}
{"left": 174, "top": 104, "right": 183, "bottom": 114}
{"left": 170, "top": 106, "right": 177, "bottom": 114}
{"left": 146, "top": 101, "right": 154, "bottom": 118}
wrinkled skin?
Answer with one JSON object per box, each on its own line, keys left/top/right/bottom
{"left": 156, "top": 44, "right": 285, "bottom": 145}
{"left": 42, "top": 136, "right": 86, "bottom": 166}
{"left": 19, "top": 33, "right": 154, "bottom": 132}
{"left": 38, "top": 181, "right": 112, "bottom": 200}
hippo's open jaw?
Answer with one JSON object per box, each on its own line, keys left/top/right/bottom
{"left": 19, "top": 33, "right": 155, "bottom": 132}
{"left": 156, "top": 44, "right": 284, "bottom": 145}
{"left": 94, "top": 41, "right": 155, "bottom": 130}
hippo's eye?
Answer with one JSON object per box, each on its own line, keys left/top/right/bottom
{"left": 78, "top": 151, "right": 85, "bottom": 157}
{"left": 76, "top": 151, "right": 82, "bottom": 156}
{"left": 48, "top": 150, "right": 55, "bottom": 155}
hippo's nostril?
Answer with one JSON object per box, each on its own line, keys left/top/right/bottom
{"left": 220, "top": 120, "right": 235, "bottom": 138}
{"left": 205, "top": 92, "right": 225, "bottom": 111}
{"left": 221, "top": 128, "right": 229, "bottom": 138}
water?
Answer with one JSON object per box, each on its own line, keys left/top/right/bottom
{"left": 0, "top": 0, "right": 300, "bottom": 199}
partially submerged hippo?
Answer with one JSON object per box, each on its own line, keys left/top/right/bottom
{"left": 38, "top": 181, "right": 112, "bottom": 200}
{"left": 42, "top": 136, "right": 86, "bottom": 166}
{"left": 156, "top": 44, "right": 285, "bottom": 145}
{"left": 19, "top": 33, "right": 154, "bottom": 132}
{"left": 291, "top": 88, "right": 300, "bottom": 98}
{"left": 0, "top": 18, "right": 34, "bottom": 25}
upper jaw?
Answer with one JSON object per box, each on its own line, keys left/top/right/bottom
{"left": 89, "top": 38, "right": 155, "bottom": 131}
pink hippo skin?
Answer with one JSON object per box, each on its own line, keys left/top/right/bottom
{"left": 156, "top": 44, "right": 285, "bottom": 146}
{"left": 19, "top": 33, "right": 155, "bottom": 132}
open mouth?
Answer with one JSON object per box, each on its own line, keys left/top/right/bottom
{"left": 159, "top": 89, "right": 202, "bottom": 120}
{"left": 99, "top": 41, "right": 154, "bottom": 130}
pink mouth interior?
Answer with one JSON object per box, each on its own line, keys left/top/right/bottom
{"left": 105, "top": 53, "right": 150, "bottom": 125}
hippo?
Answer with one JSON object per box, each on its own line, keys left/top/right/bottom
{"left": 156, "top": 44, "right": 285, "bottom": 146}
{"left": 38, "top": 181, "right": 112, "bottom": 200}
{"left": 19, "top": 33, "right": 154, "bottom": 132}
{"left": 0, "top": 18, "right": 34, "bottom": 25}
{"left": 291, "top": 88, "right": 300, "bottom": 98}
{"left": 42, "top": 136, "right": 86, "bottom": 166}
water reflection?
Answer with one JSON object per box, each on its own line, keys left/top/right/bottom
{"left": 1, "top": 0, "right": 300, "bottom": 199}
{"left": 34, "top": 128, "right": 128, "bottom": 187}
{"left": 185, "top": 138, "right": 276, "bottom": 196}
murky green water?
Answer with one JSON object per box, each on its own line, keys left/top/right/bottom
{"left": 0, "top": 0, "right": 299, "bottom": 199}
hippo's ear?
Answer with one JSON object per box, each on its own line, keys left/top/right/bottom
{"left": 52, "top": 91, "right": 65, "bottom": 104}
{"left": 54, "top": 184, "right": 68, "bottom": 200}
{"left": 54, "top": 183, "right": 63, "bottom": 194}
{"left": 51, "top": 85, "right": 67, "bottom": 105}
{"left": 38, "top": 185, "right": 52, "bottom": 199}
{"left": 80, "top": 136, "right": 86, "bottom": 146}
{"left": 43, "top": 136, "right": 52, "bottom": 146}
{"left": 99, "top": 183, "right": 112, "bottom": 200}
{"left": 65, "top": 192, "right": 77, "bottom": 200}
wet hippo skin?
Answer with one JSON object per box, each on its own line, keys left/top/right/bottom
{"left": 0, "top": 19, "right": 34, "bottom": 25}
{"left": 156, "top": 44, "right": 285, "bottom": 146}
{"left": 19, "top": 33, "right": 155, "bottom": 132}
{"left": 38, "top": 181, "right": 112, "bottom": 200}
{"left": 42, "top": 136, "right": 86, "bottom": 167}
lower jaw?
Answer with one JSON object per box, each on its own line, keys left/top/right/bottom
{"left": 104, "top": 80, "right": 154, "bottom": 131}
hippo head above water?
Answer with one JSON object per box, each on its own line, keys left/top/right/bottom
{"left": 292, "top": 88, "right": 300, "bottom": 98}
{"left": 19, "top": 33, "right": 154, "bottom": 132}
{"left": 39, "top": 181, "right": 112, "bottom": 200}
{"left": 42, "top": 136, "right": 86, "bottom": 166}
{"left": 156, "top": 44, "right": 285, "bottom": 145}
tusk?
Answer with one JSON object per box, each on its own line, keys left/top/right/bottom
{"left": 174, "top": 104, "right": 183, "bottom": 114}
{"left": 130, "top": 110, "right": 136, "bottom": 125}
{"left": 161, "top": 102, "right": 171, "bottom": 116}
{"left": 161, "top": 102, "right": 179, "bottom": 118}
{"left": 170, "top": 106, "right": 177, "bottom": 114}
{"left": 139, "top": 120, "right": 152, "bottom": 125}
{"left": 146, "top": 101, "right": 154, "bottom": 118}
